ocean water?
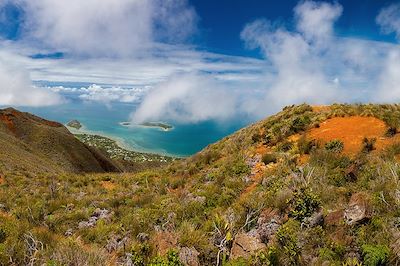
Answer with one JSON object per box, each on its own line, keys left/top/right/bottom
{"left": 17, "top": 101, "right": 253, "bottom": 157}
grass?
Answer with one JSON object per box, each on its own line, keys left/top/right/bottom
{"left": 2, "top": 103, "right": 400, "bottom": 265}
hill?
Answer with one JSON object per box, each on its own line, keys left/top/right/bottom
{"left": 0, "top": 107, "right": 121, "bottom": 174}
{"left": 2, "top": 104, "right": 400, "bottom": 265}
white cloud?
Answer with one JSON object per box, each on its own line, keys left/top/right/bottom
{"left": 15, "top": 0, "right": 197, "bottom": 57}
{"left": 130, "top": 73, "right": 237, "bottom": 123}
{"left": 240, "top": 1, "right": 345, "bottom": 114}
{"left": 294, "top": 1, "right": 342, "bottom": 46}
{"left": 377, "top": 3, "right": 400, "bottom": 41}
{"left": 375, "top": 48, "right": 400, "bottom": 102}
{"left": 0, "top": 57, "right": 63, "bottom": 106}
{"left": 77, "top": 84, "right": 148, "bottom": 103}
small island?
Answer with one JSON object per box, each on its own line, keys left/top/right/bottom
{"left": 120, "top": 121, "right": 173, "bottom": 131}
{"left": 67, "top": 119, "right": 82, "bottom": 130}
{"left": 141, "top": 122, "right": 173, "bottom": 131}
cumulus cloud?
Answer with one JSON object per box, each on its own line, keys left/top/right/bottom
{"left": 0, "top": 58, "right": 62, "bottom": 106}
{"left": 240, "top": 1, "right": 345, "bottom": 113}
{"left": 131, "top": 73, "right": 237, "bottom": 123}
{"left": 51, "top": 84, "right": 148, "bottom": 104}
{"left": 15, "top": 0, "right": 197, "bottom": 57}
{"left": 374, "top": 48, "right": 400, "bottom": 102}
{"left": 294, "top": 1, "right": 342, "bottom": 46}
{"left": 376, "top": 3, "right": 400, "bottom": 41}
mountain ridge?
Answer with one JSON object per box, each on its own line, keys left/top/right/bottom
{"left": 1, "top": 103, "right": 400, "bottom": 265}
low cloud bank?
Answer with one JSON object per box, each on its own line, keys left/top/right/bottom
{"left": 130, "top": 73, "right": 237, "bottom": 124}
{"left": 0, "top": 59, "right": 62, "bottom": 107}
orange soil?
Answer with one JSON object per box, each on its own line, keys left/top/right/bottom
{"left": 100, "top": 181, "right": 116, "bottom": 190}
{"left": 0, "top": 175, "right": 4, "bottom": 185}
{"left": 0, "top": 114, "right": 16, "bottom": 134}
{"left": 307, "top": 116, "right": 400, "bottom": 154}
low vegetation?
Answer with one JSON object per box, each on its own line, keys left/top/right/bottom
{"left": 1, "top": 104, "right": 400, "bottom": 265}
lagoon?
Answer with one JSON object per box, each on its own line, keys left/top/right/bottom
{"left": 17, "top": 101, "right": 253, "bottom": 157}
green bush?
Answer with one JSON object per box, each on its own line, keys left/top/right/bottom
{"left": 297, "top": 135, "right": 318, "bottom": 155}
{"left": 149, "top": 249, "right": 183, "bottom": 266}
{"left": 361, "top": 244, "right": 390, "bottom": 266}
{"left": 262, "top": 153, "right": 278, "bottom": 165}
{"left": 276, "top": 219, "right": 301, "bottom": 265}
{"left": 325, "top": 140, "right": 344, "bottom": 153}
{"left": 288, "top": 188, "right": 321, "bottom": 221}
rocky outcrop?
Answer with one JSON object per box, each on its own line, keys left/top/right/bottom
{"left": 344, "top": 193, "right": 371, "bottom": 225}
{"left": 230, "top": 230, "right": 266, "bottom": 260}
{"left": 303, "top": 211, "right": 324, "bottom": 228}
{"left": 179, "top": 247, "right": 200, "bottom": 266}
{"left": 256, "top": 208, "right": 281, "bottom": 244}
{"left": 78, "top": 208, "right": 113, "bottom": 229}
{"left": 325, "top": 210, "right": 344, "bottom": 226}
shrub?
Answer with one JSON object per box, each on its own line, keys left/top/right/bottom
{"left": 277, "top": 140, "right": 293, "bottom": 152}
{"left": 325, "top": 140, "right": 344, "bottom": 153}
{"left": 276, "top": 219, "right": 301, "bottom": 265}
{"left": 149, "top": 249, "right": 183, "bottom": 266}
{"left": 297, "top": 135, "right": 318, "bottom": 155}
{"left": 361, "top": 244, "right": 390, "bottom": 266}
{"left": 288, "top": 188, "right": 321, "bottom": 221}
{"left": 385, "top": 127, "right": 397, "bottom": 137}
{"left": 262, "top": 153, "right": 278, "bottom": 165}
{"left": 290, "top": 115, "right": 311, "bottom": 133}
{"left": 362, "top": 138, "right": 376, "bottom": 153}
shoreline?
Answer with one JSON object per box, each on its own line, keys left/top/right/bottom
{"left": 65, "top": 124, "right": 184, "bottom": 158}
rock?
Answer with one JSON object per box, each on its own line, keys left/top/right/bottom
{"left": 246, "top": 155, "right": 261, "bottom": 168}
{"left": 78, "top": 208, "right": 113, "bottom": 229}
{"left": 325, "top": 210, "right": 344, "bottom": 226}
{"left": 64, "top": 228, "right": 73, "bottom": 236}
{"left": 256, "top": 208, "right": 281, "bottom": 244}
{"left": 137, "top": 232, "right": 149, "bottom": 242}
{"left": 230, "top": 230, "right": 266, "bottom": 260}
{"left": 344, "top": 193, "right": 370, "bottom": 225}
{"left": 186, "top": 193, "right": 206, "bottom": 205}
{"left": 304, "top": 211, "right": 324, "bottom": 228}
{"left": 0, "top": 203, "right": 6, "bottom": 211}
{"left": 93, "top": 208, "right": 111, "bottom": 220}
{"left": 179, "top": 247, "right": 200, "bottom": 266}
{"left": 105, "top": 235, "right": 129, "bottom": 253}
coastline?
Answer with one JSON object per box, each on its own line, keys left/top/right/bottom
{"left": 65, "top": 124, "right": 183, "bottom": 158}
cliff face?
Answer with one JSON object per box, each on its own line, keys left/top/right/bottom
{"left": 0, "top": 107, "right": 121, "bottom": 174}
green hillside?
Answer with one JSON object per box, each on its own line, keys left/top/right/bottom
{"left": 2, "top": 104, "right": 400, "bottom": 265}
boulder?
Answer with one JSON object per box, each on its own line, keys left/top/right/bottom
{"left": 179, "top": 247, "right": 200, "bottom": 266}
{"left": 325, "top": 210, "right": 344, "bottom": 226}
{"left": 256, "top": 208, "right": 281, "bottom": 244}
{"left": 105, "top": 234, "right": 129, "bottom": 253}
{"left": 78, "top": 208, "right": 113, "bottom": 229}
{"left": 304, "top": 211, "right": 324, "bottom": 228}
{"left": 230, "top": 230, "right": 266, "bottom": 260}
{"left": 137, "top": 232, "right": 149, "bottom": 242}
{"left": 344, "top": 193, "right": 370, "bottom": 225}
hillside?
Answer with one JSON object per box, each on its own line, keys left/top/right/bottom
{"left": 0, "top": 107, "right": 121, "bottom": 174}
{"left": 2, "top": 104, "right": 400, "bottom": 265}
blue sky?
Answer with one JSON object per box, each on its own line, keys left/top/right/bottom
{"left": 0, "top": 0, "right": 400, "bottom": 123}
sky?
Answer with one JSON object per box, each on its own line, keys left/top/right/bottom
{"left": 0, "top": 0, "right": 400, "bottom": 123}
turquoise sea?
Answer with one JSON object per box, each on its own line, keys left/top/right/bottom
{"left": 17, "top": 101, "right": 254, "bottom": 157}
